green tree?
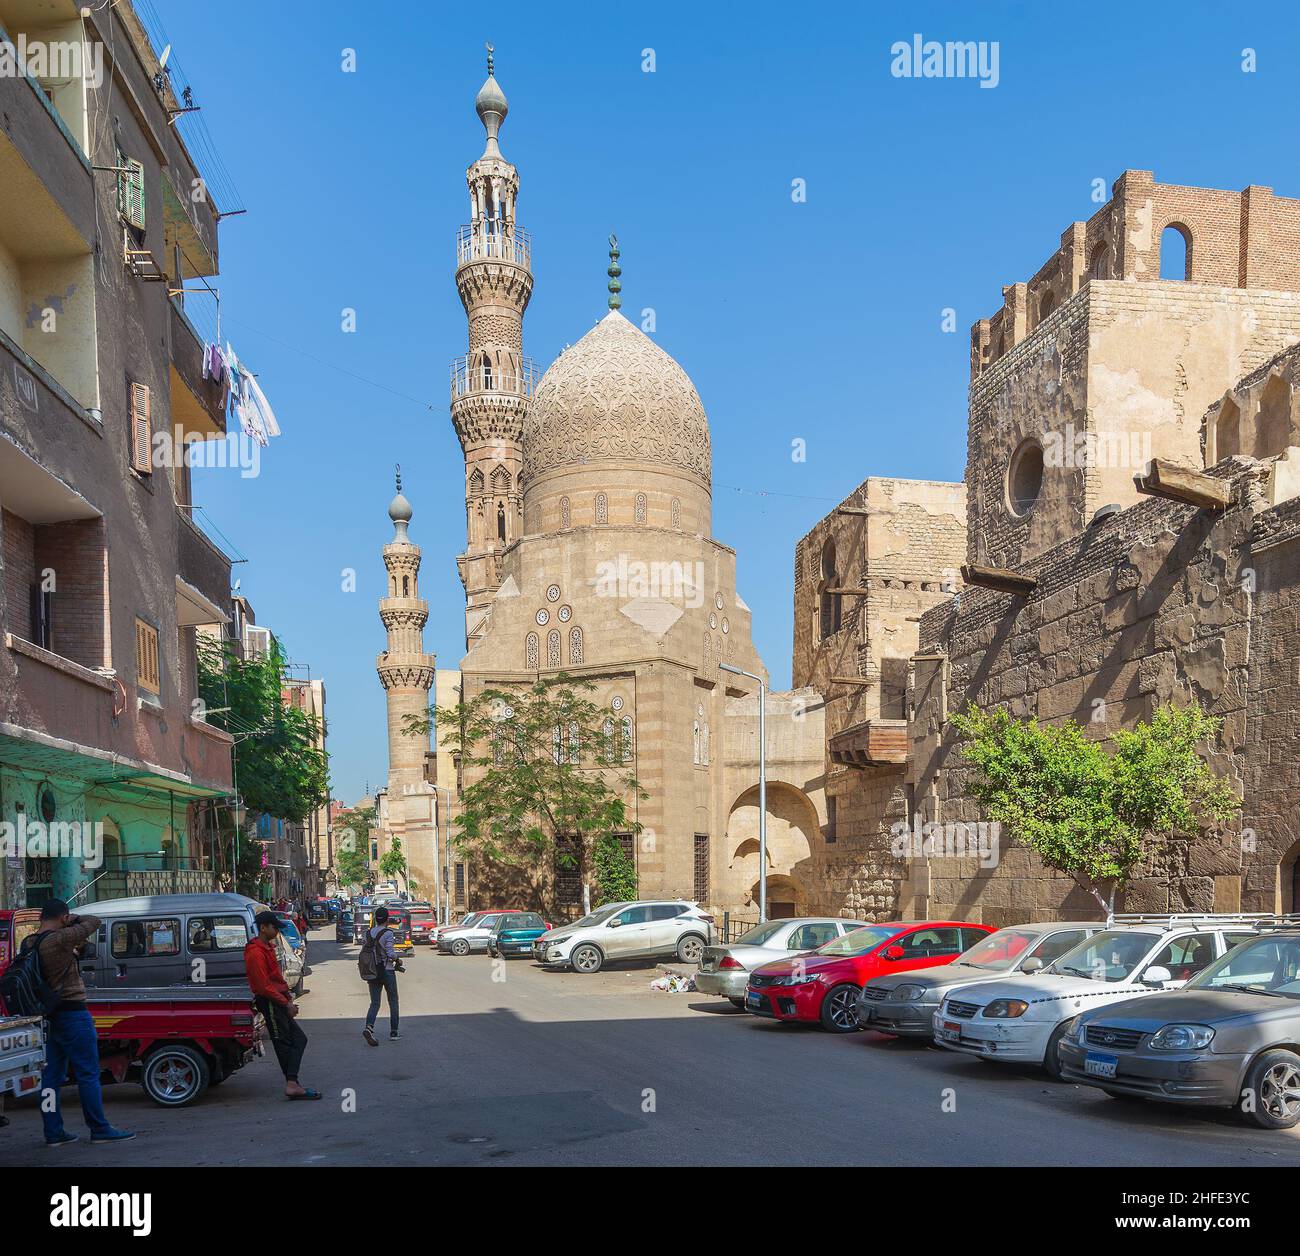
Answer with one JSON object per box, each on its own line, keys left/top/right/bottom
{"left": 333, "top": 805, "right": 375, "bottom": 891}
{"left": 379, "top": 836, "right": 409, "bottom": 889}
{"left": 408, "top": 673, "right": 645, "bottom": 915}
{"left": 592, "top": 832, "right": 638, "bottom": 905}
{"left": 949, "top": 701, "right": 1238, "bottom": 914}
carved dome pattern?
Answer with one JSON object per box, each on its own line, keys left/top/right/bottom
{"left": 523, "top": 311, "right": 711, "bottom": 484}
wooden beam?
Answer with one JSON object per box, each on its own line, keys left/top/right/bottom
{"left": 1134, "top": 459, "right": 1230, "bottom": 511}
{"left": 827, "top": 586, "right": 871, "bottom": 596}
{"left": 829, "top": 675, "right": 874, "bottom": 687}
{"left": 960, "top": 563, "right": 1037, "bottom": 597}
{"left": 836, "top": 506, "right": 874, "bottom": 516}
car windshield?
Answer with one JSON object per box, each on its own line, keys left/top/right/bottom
{"left": 278, "top": 922, "right": 302, "bottom": 943}
{"left": 569, "top": 906, "right": 622, "bottom": 929}
{"left": 1050, "top": 931, "right": 1158, "bottom": 982}
{"left": 816, "top": 926, "right": 899, "bottom": 957}
{"left": 956, "top": 928, "right": 1041, "bottom": 971}
{"left": 735, "top": 920, "right": 791, "bottom": 946}
{"left": 1188, "top": 935, "right": 1300, "bottom": 998}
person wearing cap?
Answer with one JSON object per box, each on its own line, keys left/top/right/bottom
{"left": 245, "top": 911, "right": 320, "bottom": 1100}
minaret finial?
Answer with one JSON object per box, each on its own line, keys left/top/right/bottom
{"left": 395, "top": 462, "right": 402, "bottom": 494}
{"left": 486, "top": 42, "right": 494, "bottom": 76}
{"left": 607, "top": 233, "right": 622, "bottom": 310}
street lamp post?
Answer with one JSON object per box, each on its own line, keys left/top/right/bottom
{"left": 720, "top": 661, "right": 767, "bottom": 923}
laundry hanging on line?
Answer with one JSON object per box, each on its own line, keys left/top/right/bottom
{"left": 223, "top": 341, "right": 282, "bottom": 447}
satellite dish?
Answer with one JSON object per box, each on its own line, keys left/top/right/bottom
{"left": 158, "top": 43, "right": 172, "bottom": 71}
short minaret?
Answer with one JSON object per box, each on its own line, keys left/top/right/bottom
{"left": 376, "top": 467, "right": 436, "bottom": 822}
{"left": 451, "top": 43, "right": 536, "bottom": 648}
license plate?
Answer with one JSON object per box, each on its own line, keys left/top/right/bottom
{"left": 937, "top": 1020, "right": 961, "bottom": 1042}
{"left": 1085, "top": 1051, "right": 1119, "bottom": 1079}
{"left": 746, "top": 991, "right": 762, "bottom": 1009}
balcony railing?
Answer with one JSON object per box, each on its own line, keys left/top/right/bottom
{"left": 456, "top": 221, "right": 532, "bottom": 269}
{"left": 450, "top": 355, "right": 541, "bottom": 402}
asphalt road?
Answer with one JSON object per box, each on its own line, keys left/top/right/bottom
{"left": 9, "top": 936, "right": 1300, "bottom": 1166}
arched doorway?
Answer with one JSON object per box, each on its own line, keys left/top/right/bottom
{"left": 723, "top": 781, "right": 820, "bottom": 914}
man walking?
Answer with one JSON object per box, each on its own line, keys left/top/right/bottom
{"left": 25, "top": 900, "right": 135, "bottom": 1145}
{"left": 245, "top": 911, "right": 320, "bottom": 1100}
{"left": 362, "top": 906, "right": 402, "bottom": 1045}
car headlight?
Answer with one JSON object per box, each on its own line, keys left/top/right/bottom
{"left": 776, "top": 972, "right": 824, "bottom": 986}
{"left": 1065, "top": 1019, "right": 1087, "bottom": 1044}
{"left": 982, "top": 999, "right": 1029, "bottom": 1019}
{"left": 1149, "top": 1023, "right": 1216, "bottom": 1051}
{"left": 891, "top": 984, "right": 925, "bottom": 1002}
{"left": 548, "top": 935, "right": 571, "bottom": 947}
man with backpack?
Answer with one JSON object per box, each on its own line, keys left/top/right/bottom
{"left": 11, "top": 900, "right": 136, "bottom": 1145}
{"left": 360, "top": 905, "right": 403, "bottom": 1045}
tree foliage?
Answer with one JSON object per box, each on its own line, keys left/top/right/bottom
{"left": 333, "top": 805, "right": 375, "bottom": 891}
{"left": 408, "top": 674, "right": 644, "bottom": 913}
{"left": 379, "top": 836, "right": 409, "bottom": 887}
{"left": 592, "top": 832, "right": 638, "bottom": 906}
{"left": 949, "top": 702, "right": 1239, "bottom": 912}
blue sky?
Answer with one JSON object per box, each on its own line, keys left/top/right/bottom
{"left": 157, "top": 0, "right": 1295, "bottom": 803}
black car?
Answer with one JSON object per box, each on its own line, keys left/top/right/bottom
{"left": 335, "top": 910, "right": 354, "bottom": 943}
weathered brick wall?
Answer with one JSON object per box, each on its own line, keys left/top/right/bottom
{"left": 1, "top": 508, "right": 35, "bottom": 639}
{"left": 34, "top": 517, "right": 108, "bottom": 670}
{"left": 910, "top": 462, "right": 1268, "bottom": 923}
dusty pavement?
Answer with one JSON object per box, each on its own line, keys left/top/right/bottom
{"left": 8, "top": 936, "right": 1300, "bottom": 1166}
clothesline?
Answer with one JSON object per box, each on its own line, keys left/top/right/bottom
{"left": 202, "top": 341, "right": 282, "bottom": 448}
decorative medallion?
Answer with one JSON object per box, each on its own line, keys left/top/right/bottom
{"left": 709, "top": 613, "right": 717, "bottom": 630}
{"left": 535, "top": 608, "right": 550, "bottom": 626}
{"left": 715, "top": 592, "right": 724, "bottom": 610}
{"left": 558, "top": 605, "right": 572, "bottom": 622}
{"left": 546, "top": 584, "right": 561, "bottom": 602}
{"left": 611, "top": 695, "right": 624, "bottom": 712}
{"left": 722, "top": 617, "right": 729, "bottom": 634}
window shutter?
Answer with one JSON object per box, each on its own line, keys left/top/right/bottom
{"left": 135, "top": 618, "right": 160, "bottom": 694}
{"left": 119, "top": 156, "right": 146, "bottom": 230}
{"left": 129, "top": 381, "right": 152, "bottom": 473}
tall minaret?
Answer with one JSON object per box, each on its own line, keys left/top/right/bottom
{"left": 376, "top": 467, "right": 436, "bottom": 868}
{"left": 451, "top": 43, "right": 534, "bottom": 648}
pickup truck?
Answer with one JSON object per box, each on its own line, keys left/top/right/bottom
{"left": 0, "top": 1015, "right": 45, "bottom": 1113}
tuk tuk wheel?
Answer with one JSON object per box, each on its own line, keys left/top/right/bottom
{"left": 141, "top": 1044, "right": 210, "bottom": 1107}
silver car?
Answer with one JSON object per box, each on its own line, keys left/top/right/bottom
{"left": 438, "top": 911, "right": 508, "bottom": 955}
{"left": 1059, "top": 928, "right": 1300, "bottom": 1129}
{"left": 532, "top": 901, "right": 715, "bottom": 973}
{"left": 856, "top": 921, "right": 1102, "bottom": 1037}
{"left": 697, "top": 918, "right": 869, "bottom": 1008}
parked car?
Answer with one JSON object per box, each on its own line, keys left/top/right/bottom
{"left": 857, "top": 921, "right": 1103, "bottom": 1037}
{"left": 488, "top": 912, "right": 550, "bottom": 958}
{"left": 406, "top": 902, "right": 437, "bottom": 945}
{"left": 1059, "top": 927, "right": 1300, "bottom": 1128}
{"left": 439, "top": 911, "right": 511, "bottom": 955}
{"left": 532, "top": 901, "right": 716, "bottom": 974}
{"left": 933, "top": 916, "right": 1260, "bottom": 1077}
{"left": 697, "top": 918, "right": 870, "bottom": 1008}
{"left": 335, "top": 910, "right": 355, "bottom": 943}
{"left": 434, "top": 911, "right": 482, "bottom": 946}
{"left": 0, "top": 1014, "right": 45, "bottom": 1106}
{"left": 746, "top": 921, "right": 996, "bottom": 1032}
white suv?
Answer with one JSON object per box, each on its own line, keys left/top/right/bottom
{"left": 532, "top": 901, "right": 715, "bottom": 974}
{"left": 933, "top": 916, "right": 1260, "bottom": 1077}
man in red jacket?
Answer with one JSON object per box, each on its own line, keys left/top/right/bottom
{"left": 245, "top": 912, "right": 320, "bottom": 1100}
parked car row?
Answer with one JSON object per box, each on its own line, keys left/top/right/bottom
{"left": 694, "top": 911, "right": 1300, "bottom": 1131}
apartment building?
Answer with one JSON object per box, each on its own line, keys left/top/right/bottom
{"left": 0, "top": 2, "right": 236, "bottom": 906}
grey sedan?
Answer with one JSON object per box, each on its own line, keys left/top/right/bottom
{"left": 856, "top": 921, "right": 1101, "bottom": 1037}
{"left": 1059, "top": 929, "right": 1300, "bottom": 1129}
{"left": 696, "top": 918, "right": 868, "bottom": 1007}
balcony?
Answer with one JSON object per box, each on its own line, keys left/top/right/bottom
{"left": 829, "top": 719, "right": 909, "bottom": 768}
{"left": 450, "top": 355, "right": 540, "bottom": 402}
{"left": 79, "top": 855, "right": 219, "bottom": 905}
{"left": 456, "top": 221, "right": 532, "bottom": 269}
{"left": 169, "top": 298, "right": 226, "bottom": 438}
{"left": 176, "top": 508, "right": 232, "bottom": 627}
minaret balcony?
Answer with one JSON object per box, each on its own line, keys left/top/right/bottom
{"left": 450, "top": 355, "right": 540, "bottom": 402}
{"left": 457, "top": 221, "right": 532, "bottom": 269}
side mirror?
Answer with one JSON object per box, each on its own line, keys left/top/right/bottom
{"left": 882, "top": 945, "right": 905, "bottom": 961}
{"left": 608, "top": 918, "right": 622, "bottom": 928}
{"left": 1020, "top": 956, "right": 1043, "bottom": 974}
{"left": 1143, "top": 965, "right": 1172, "bottom": 987}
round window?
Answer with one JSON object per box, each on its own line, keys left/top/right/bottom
{"left": 1007, "top": 439, "right": 1044, "bottom": 517}
{"left": 38, "top": 782, "right": 57, "bottom": 824}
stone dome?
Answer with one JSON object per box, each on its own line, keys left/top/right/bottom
{"left": 522, "top": 311, "right": 712, "bottom": 489}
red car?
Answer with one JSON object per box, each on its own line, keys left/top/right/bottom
{"left": 745, "top": 920, "right": 996, "bottom": 1033}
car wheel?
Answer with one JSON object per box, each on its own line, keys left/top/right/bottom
{"left": 571, "top": 943, "right": 603, "bottom": 974}
{"left": 728, "top": 997, "right": 746, "bottom": 1010}
{"left": 676, "top": 933, "right": 705, "bottom": 965}
{"left": 1044, "top": 1020, "right": 1074, "bottom": 1080}
{"left": 819, "top": 983, "right": 862, "bottom": 1033}
{"left": 141, "top": 1044, "right": 210, "bottom": 1107}
{"left": 1242, "top": 1049, "right": 1300, "bottom": 1129}
{"left": 451, "top": 938, "right": 470, "bottom": 956}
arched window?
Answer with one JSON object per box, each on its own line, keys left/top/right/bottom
{"left": 552, "top": 723, "right": 563, "bottom": 764}
{"left": 560, "top": 496, "right": 571, "bottom": 529}
{"left": 1038, "top": 290, "right": 1055, "bottom": 323}
{"left": 700, "top": 722, "right": 710, "bottom": 765}
{"left": 469, "top": 467, "right": 484, "bottom": 494}
{"left": 595, "top": 493, "right": 608, "bottom": 525}
{"left": 671, "top": 497, "right": 681, "bottom": 529}
{"left": 702, "top": 631, "right": 711, "bottom": 669}
{"left": 390, "top": 576, "right": 397, "bottom": 596}
{"left": 1215, "top": 400, "right": 1241, "bottom": 461}
{"left": 634, "top": 493, "right": 647, "bottom": 524}
{"left": 525, "top": 632, "right": 539, "bottom": 669}
{"left": 1088, "top": 241, "right": 1110, "bottom": 280}
{"left": 568, "top": 625, "right": 584, "bottom": 664}
{"left": 1160, "top": 223, "right": 1192, "bottom": 281}
{"left": 1008, "top": 438, "right": 1045, "bottom": 516}
{"left": 819, "top": 539, "right": 840, "bottom": 641}
{"left": 1258, "top": 375, "right": 1293, "bottom": 456}
{"left": 567, "top": 720, "right": 580, "bottom": 764}
{"left": 620, "top": 716, "right": 633, "bottom": 762}
{"left": 481, "top": 353, "right": 495, "bottom": 390}
{"left": 693, "top": 721, "right": 701, "bottom": 765}
{"left": 402, "top": 575, "right": 410, "bottom": 596}
{"left": 547, "top": 629, "right": 561, "bottom": 667}
{"left": 497, "top": 502, "right": 507, "bottom": 543}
